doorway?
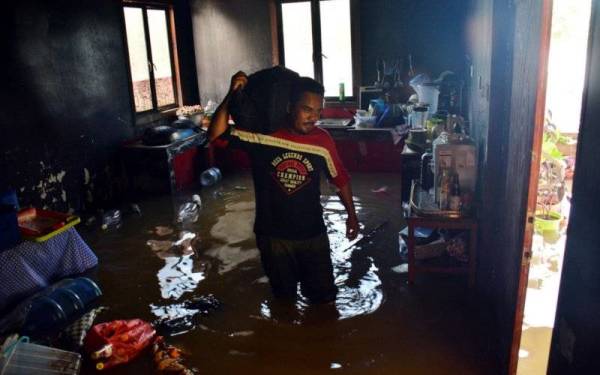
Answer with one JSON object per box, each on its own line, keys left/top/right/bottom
{"left": 516, "top": 1, "right": 592, "bottom": 374}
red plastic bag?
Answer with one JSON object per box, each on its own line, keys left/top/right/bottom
{"left": 84, "top": 319, "right": 156, "bottom": 370}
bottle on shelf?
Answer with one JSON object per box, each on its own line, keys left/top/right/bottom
{"left": 437, "top": 167, "right": 451, "bottom": 210}
{"left": 449, "top": 172, "right": 462, "bottom": 211}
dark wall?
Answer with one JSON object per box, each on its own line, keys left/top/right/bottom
{"left": 0, "top": 0, "right": 134, "bottom": 211}
{"left": 190, "top": 0, "right": 274, "bottom": 103}
{"left": 0, "top": 0, "right": 200, "bottom": 211}
{"left": 359, "top": 0, "right": 470, "bottom": 85}
{"left": 173, "top": 0, "right": 201, "bottom": 106}
{"left": 549, "top": 1, "right": 600, "bottom": 373}
{"left": 466, "top": 0, "right": 515, "bottom": 368}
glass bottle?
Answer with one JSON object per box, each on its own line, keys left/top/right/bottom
{"left": 438, "top": 167, "right": 451, "bottom": 210}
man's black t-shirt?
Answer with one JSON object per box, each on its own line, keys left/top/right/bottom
{"left": 216, "top": 126, "right": 350, "bottom": 240}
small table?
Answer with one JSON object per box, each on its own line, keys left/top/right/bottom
{"left": 406, "top": 212, "right": 478, "bottom": 288}
{"left": 122, "top": 132, "right": 207, "bottom": 194}
{"left": 0, "top": 228, "right": 98, "bottom": 313}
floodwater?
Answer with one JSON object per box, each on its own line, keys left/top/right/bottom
{"left": 80, "top": 172, "right": 497, "bottom": 374}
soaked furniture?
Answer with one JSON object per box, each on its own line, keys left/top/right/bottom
{"left": 122, "top": 132, "right": 207, "bottom": 194}
{"left": 400, "top": 145, "right": 422, "bottom": 202}
{"left": 329, "top": 127, "right": 405, "bottom": 172}
{"left": 0, "top": 227, "right": 98, "bottom": 313}
{"left": 406, "top": 214, "right": 478, "bottom": 288}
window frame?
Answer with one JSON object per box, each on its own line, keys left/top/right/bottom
{"left": 277, "top": 0, "right": 360, "bottom": 104}
{"left": 122, "top": 1, "right": 181, "bottom": 116}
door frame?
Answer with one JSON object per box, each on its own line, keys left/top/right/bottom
{"left": 508, "top": 0, "right": 554, "bottom": 374}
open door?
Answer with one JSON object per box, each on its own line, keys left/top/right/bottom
{"left": 547, "top": 1, "right": 600, "bottom": 372}
{"left": 508, "top": 1, "right": 554, "bottom": 374}
{"left": 511, "top": 1, "right": 594, "bottom": 374}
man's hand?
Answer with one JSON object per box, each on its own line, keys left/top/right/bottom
{"left": 346, "top": 215, "right": 359, "bottom": 240}
{"left": 208, "top": 70, "right": 248, "bottom": 142}
{"left": 230, "top": 71, "right": 248, "bottom": 94}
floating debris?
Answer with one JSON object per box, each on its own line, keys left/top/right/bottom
{"left": 101, "top": 209, "right": 122, "bottom": 230}
{"left": 253, "top": 276, "right": 269, "bottom": 284}
{"left": 155, "top": 226, "right": 175, "bottom": 237}
{"left": 371, "top": 186, "right": 389, "bottom": 193}
{"left": 228, "top": 330, "right": 254, "bottom": 338}
{"left": 177, "top": 202, "right": 199, "bottom": 223}
{"left": 391, "top": 264, "right": 408, "bottom": 274}
{"left": 152, "top": 295, "right": 221, "bottom": 336}
{"left": 152, "top": 336, "right": 195, "bottom": 374}
{"left": 147, "top": 240, "right": 172, "bottom": 252}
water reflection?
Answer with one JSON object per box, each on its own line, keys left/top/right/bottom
{"left": 150, "top": 302, "right": 201, "bottom": 336}
{"left": 324, "top": 195, "right": 383, "bottom": 320}
{"left": 151, "top": 294, "right": 221, "bottom": 336}
{"left": 157, "top": 255, "right": 205, "bottom": 299}
{"left": 258, "top": 195, "right": 383, "bottom": 321}
{"left": 205, "top": 201, "right": 259, "bottom": 274}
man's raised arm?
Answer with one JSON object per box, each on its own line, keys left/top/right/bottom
{"left": 208, "top": 71, "right": 248, "bottom": 142}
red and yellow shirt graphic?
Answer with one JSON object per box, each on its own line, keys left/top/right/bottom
{"left": 216, "top": 126, "right": 349, "bottom": 240}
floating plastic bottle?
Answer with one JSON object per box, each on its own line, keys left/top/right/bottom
{"left": 101, "top": 210, "right": 122, "bottom": 230}
{"left": 199, "top": 167, "right": 222, "bottom": 187}
{"left": 177, "top": 202, "right": 199, "bottom": 223}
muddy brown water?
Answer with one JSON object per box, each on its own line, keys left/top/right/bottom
{"left": 80, "top": 172, "right": 497, "bottom": 374}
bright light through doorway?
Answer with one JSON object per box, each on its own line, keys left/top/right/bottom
{"left": 517, "top": 1, "right": 592, "bottom": 374}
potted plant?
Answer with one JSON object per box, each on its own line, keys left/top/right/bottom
{"left": 535, "top": 114, "right": 567, "bottom": 238}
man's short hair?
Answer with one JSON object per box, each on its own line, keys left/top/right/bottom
{"left": 290, "top": 77, "right": 325, "bottom": 106}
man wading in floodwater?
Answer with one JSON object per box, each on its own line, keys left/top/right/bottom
{"left": 208, "top": 71, "right": 359, "bottom": 304}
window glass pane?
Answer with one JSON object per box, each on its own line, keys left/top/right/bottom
{"left": 320, "top": 0, "right": 353, "bottom": 97}
{"left": 148, "top": 9, "right": 175, "bottom": 107}
{"left": 124, "top": 7, "right": 152, "bottom": 112}
{"left": 282, "top": 2, "right": 314, "bottom": 78}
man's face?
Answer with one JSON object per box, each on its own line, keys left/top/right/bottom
{"left": 290, "top": 92, "right": 323, "bottom": 135}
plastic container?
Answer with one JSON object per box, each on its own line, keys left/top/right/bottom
{"left": 0, "top": 341, "right": 81, "bottom": 375}
{"left": 353, "top": 110, "right": 377, "bottom": 128}
{"left": 62, "top": 278, "right": 102, "bottom": 307}
{"left": 177, "top": 202, "right": 200, "bottom": 223}
{"left": 101, "top": 210, "right": 121, "bottom": 230}
{"left": 415, "top": 83, "right": 440, "bottom": 115}
{"left": 17, "top": 208, "right": 80, "bottom": 242}
{"left": 412, "top": 106, "right": 429, "bottom": 129}
{"left": 200, "top": 167, "right": 222, "bottom": 187}
{"left": 21, "top": 278, "right": 102, "bottom": 337}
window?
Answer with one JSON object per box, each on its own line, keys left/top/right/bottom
{"left": 279, "top": 0, "right": 356, "bottom": 100}
{"left": 123, "top": 4, "right": 178, "bottom": 113}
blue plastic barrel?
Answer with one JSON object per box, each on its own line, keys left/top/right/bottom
{"left": 62, "top": 278, "right": 102, "bottom": 307}
{"left": 21, "top": 297, "right": 67, "bottom": 336}
{"left": 21, "top": 278, "right": 102, "bottom": 337}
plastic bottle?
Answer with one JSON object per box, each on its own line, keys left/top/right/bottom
{"left": 101, "top": 210, "right": 122, "bottom": 230}
{"left": 437, "top": 168, "right": 451, "bottom": 210}
{"left": 200, "top": 167, "right": 222, "bottom": 187}
{"left": 91, "top": 344, "right": 113, "bottom": 360}
{"left": 339, "top": 82, "right": 345, "bottom": 102}
{"left": 177, "top": 202, "right": 199, "bottom": 223}
{"left": 449, "top": 172, "right": 461, "bottom": 211}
